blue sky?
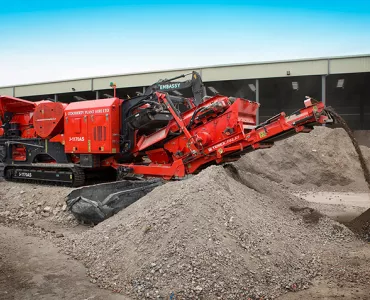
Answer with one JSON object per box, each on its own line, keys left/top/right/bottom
{"left": 0, "top": 0, "right": 369, "bottom": 86}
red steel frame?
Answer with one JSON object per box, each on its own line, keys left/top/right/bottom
{"left": 108, "top": 93, "right": 332, "bottom": 179}
{"left": 1, "top": 93, "right": 332, "bottom": 181}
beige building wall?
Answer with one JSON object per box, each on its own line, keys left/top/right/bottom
{"left": 0, "top": 55, "right": 368, "bottom": 98}
{"left": 0, "top": 87, "right": 14, "bottom": 96}
{"left": 202, "top": 59, "right": 328, "bottom": 81}
{"left": 15, "top": 79, "right": 92, "bottom": 97}
{"left": 330, "top": 56, "right": 370, "bottom": 74}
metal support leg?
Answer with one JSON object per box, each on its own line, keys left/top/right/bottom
{"left": 321, "top": 75, "right": 326, "bottom": 105}
{"left": 96, "top": 90, "right": 99, "bottom": 99}
{"left": 54, "top": 94, "right": 58, "bottom": 102}
{"left": 256, "top": 79, "right": 260, "bottom": 125}
{"left": 321, "top": 75, "right": 327, "bottom": 127}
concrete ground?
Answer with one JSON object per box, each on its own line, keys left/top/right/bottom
{"left": 0, "top": 225, "right": 130, "bottom": 300}
{"left": 296, "top": 191, "right": 370, "bottom": 223}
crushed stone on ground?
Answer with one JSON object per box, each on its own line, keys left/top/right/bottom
{"left": 60, "top": 164, "right": 362, "bottom": 300}
{"left": 0, "top": 182, "right": 76, "bottom": 226}
{"left": 237, "top": 127, "right": 368, "bottom": 192}
{"left": 360, "top": 145, "right": 370, "bottom": 169}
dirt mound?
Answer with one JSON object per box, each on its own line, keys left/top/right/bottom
{"left": 349, "top": 208, "right": 370, "bottom": 239}
{"left": 236, "top": 127, "right": 368, "bottom": 192}
{"left": 360, "top": 145, "right": 370, "bottom": 166}
{"left": 236, "top": 125, "right": 370, "bottom": 238}
{"left": 347, "top": 146, "right": 370, "bottom": 238}
{"left": 354, "top": 130, "right": 370, "bottom": 147}
{"left": 0, "top": 181, "right": 76, "bottom": 226}
{"left": 62, "top": 166, "right": 357, "bottom": 299}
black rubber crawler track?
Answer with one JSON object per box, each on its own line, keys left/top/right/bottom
{"left": 72, "top": 167, "right": 86, "bottom": 187}
{"left": 3, "top": 164, "right": 86, "bottom": 187}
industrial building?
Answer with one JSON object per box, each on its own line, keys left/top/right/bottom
{"left": 1, "top": 54, "right": 369, "bottom": 130}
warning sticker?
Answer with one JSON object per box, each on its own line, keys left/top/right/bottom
{"left": 259, "top": 131, "right": 267, "bottom": 138}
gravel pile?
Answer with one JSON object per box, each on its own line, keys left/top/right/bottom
{"left": 62, "top": 165, "right": 357, "bottom": 299}
{"left": 1, "top": 126, "right": 367, "bottom": 299}
{"left": 350, "top": 146, "right": 370, "bottom": 237}
{"left": 354, "top": 130, "right": 370, "bottom": 147}
{"left": 360, "top": 145, "right": 370, "bottom": 167}
{"left": 236, "top": 127, "right": 368, "bottom": 192}
{"left": 0, "top": 181, "right": 76, "bottom": 226}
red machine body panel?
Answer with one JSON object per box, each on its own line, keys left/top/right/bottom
{"left": 0, "top": 96, "right": 38, "bottom": 139}
{"left": 33, "top": 101, "right": 67, "bottom": 138}
{"left": 64, "top": 98, "right": 121, "bottom": 154}
{"left": 0, "top": 96, "right": 36, "bottom": 114}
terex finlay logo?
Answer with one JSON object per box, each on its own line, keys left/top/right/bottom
{"left": 207, "top": 135, "right": 241, "bottom": 152}
{"left": 159, "top": 83, "right": 181, "bottom": 90}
